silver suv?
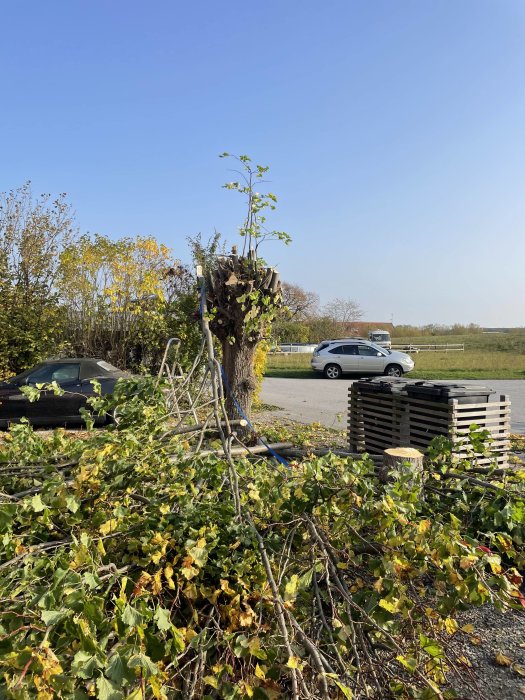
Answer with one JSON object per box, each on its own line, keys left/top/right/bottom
{"left": 311, "top": 339, "right": 414, "bottom": 379}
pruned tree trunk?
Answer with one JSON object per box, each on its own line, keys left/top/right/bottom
{"left": 203, "top": 248, "right": 282, "bottom": 437}
{"left": 221, "top": 340, "right": 257, "bottom": 422}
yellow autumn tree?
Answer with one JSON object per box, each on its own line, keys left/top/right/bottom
{"left": 58, "top": 234, "right": 181, "bottom": 369}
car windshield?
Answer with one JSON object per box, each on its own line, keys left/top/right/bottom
{"left": 370, "top": 334, "right": 389, "bottom": 341}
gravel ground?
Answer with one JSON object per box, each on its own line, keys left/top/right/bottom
{"left": 449, "top": 607, "right": 525, "bottom": 699}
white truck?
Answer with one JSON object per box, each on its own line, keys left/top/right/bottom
{"left": 368, "top": 329, "right": 392, "bottom": 349}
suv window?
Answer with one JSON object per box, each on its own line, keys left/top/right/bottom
{"left": 329, "top": 344, "right": 358, "bottom": 355}
{"left": 357, "top": 345, "right": 381, "bottom": 357}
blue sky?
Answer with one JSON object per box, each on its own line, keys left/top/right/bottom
{"left": 1, "top": 0, "right": 524, "bottom": 326}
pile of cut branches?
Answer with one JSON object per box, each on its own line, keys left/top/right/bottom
{"left": 1, "top": 381, "right": 524, "bottom": 699}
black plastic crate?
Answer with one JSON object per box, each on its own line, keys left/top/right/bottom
{"left": 404, "top": 381, "right": 494, "bottom": 405}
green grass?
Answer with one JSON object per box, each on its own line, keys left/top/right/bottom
{"left": 266, "top": 333, "right": 525, "bottom": 380}
{"left": 393, "top": 332, "right": 525, "bottom": 353}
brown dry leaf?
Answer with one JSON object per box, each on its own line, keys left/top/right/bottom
{"left": 495, "top": 651, "right": 513, "bottom": 667}
{"left": 469, "top": 636, "right": 482, "bottom": 646}
{"left": 512, "top": 663, "right": 525, "bottom": 677}
{"left": 458, "top": 655, "right": 472, "bottom": 668}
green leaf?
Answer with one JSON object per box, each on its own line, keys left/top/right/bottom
{"left": 96, "top": 675, "right": 124, "bottom": 700}
{"left": 31, "top": 493, "right": 46, "bottom": 512}
{"left": 121, "top": 604, "right": 143, "bottom": 628}
{"left": 396, "top": 655, "right": 417, "bottom": 673}
{"left": 419, "top": 634, "right": 444, "bottom": 659}
{"left": 66, "top": 494, "right": 80, "bottom": 513}
{"left": 83, "top": 572, "right": 100, "bottom": 590}
{"left": 105, "top": 653, "right": 127, "bottom": 685}
{"left": 41, "top": 609, "right": 68, "bottom": 626}
{"left": 128, "top": 653, "right": 158, "bottom": 678}
{"left": 72, "top": 650, "right": 102, "bottom": 679}
{"left": 284, "top": 574, "right": 299, "bottom": 601}
{"left": 154, "top": 606, "right": 171, "bottom": 631}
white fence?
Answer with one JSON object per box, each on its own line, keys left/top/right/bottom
{"left": 274, "top": 343, "right": 466, "bottom": 354}
{"left": 274, "top": 344, "right": 318, "bottom": 354}
{"left": 391, "top": 344, "right": 465, "bottom": 353}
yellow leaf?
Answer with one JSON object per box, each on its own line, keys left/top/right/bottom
{"left": 489, "top": 561, "right": 503, "bottom": 574}
{"left": 203, "top": 675, "right": 218, "bottom": 689}
{"left": 164, "top": 564, "right": 175, "bottom": 590}
{"left": 512, "top": 663, "right": 525, "bottom": 677}
{"left": 239, "top": 609, "right": 255, "bottom": 627}
{"left": 284, "top": 575, "right": 299, "bottom": 601}
{"left": 379, "top": 598, "right": 399, "bottom": 613}
{"left": 495, "top": 651, "right": 513, "bottom": 667}
{"left": 208, "top": 589, "right": 221, "bottom": 604}
{"left": 458, "top": 655, "right": 472, "bottom": 667}
{"left": 99, "top": 518, "right": 119, "bottom": 535}
{"left": 255, "top": 663, "right": 266, "bottom": 679}
{"left": 287, "top": 655, "right": 301, "bottom": 669}
{"left": 417, "top": 519, "right": 431, "bottom": 534}
{"left": 220, "top": 579, "right": 235, "bottom": 596}
{"left": 444, "top": 618, "right": 458, "bottom": 635}
{"left": 239, "top": 681, "right": 254, "bottom": 697}
{"left": 461, "top": 623, "right": 475, "bottom": 634}
{"left": 152, "top": 570, "right": 163, "bottom": 595}
{"left": 460, "top": 556, "right": 476, "bottom": 570}
{"left": 149, "top": 675, "right": 167, "bottom": 700}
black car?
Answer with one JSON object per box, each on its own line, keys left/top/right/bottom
{"left": 0, "top": 358, "right": 128, "bottom": 427}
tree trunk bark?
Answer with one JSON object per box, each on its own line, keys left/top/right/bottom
{"left": 221, "top": 340, "right": 257, "bottom": 431}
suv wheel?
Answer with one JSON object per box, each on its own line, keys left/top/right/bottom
{"left": 385, "top": 364, "right": 403, "bottom": 377}
{"left": 324, "top": 364, "right": 342, "bottom": 380}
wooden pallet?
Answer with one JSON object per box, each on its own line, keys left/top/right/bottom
{"left": 348, "top": 384, "right": 510, "bottom": 467}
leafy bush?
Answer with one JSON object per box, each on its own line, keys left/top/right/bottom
{"left": 0, "top": 385, "right": 524, "bottom": 699}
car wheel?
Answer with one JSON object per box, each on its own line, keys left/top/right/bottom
{"left": 324, "top": 364, "right": 342, "bottom": 380}
{"left": 385, "top": 364, "right": 403, "bottom": 377}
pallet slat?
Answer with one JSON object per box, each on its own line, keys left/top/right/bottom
{"left": 348, "top": 384, "right": 510, "bottom": 466}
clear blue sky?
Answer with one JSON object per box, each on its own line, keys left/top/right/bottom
{"left": 2, "top": 0, "right": 524, "bottom": 326}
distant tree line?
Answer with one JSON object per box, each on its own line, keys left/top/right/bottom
{"left": 0, "top": 183, "right": 201, "bottom": 378}
{"left": 391, "top": 323, "right": 484, "bottom": 337}
{"left": 272, "top": 282, "right": 364, "bottom": 344}
{"left": 272, "top": 284, "right": 523, "bottom": 344}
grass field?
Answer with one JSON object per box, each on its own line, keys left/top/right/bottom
{"left": 266, "top": 333, "right": 525, "bottom": 380}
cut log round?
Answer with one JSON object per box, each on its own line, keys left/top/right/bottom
{"left": 381, "top": 447, "right": 424, "bottom": 487}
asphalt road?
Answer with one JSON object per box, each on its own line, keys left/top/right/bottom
{"left": 260, "top": 377, "right": 525, "bottom": 434}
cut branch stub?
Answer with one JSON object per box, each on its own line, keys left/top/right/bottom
{"left": 380, "top": 447, "right": 424, "bottom": 490}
